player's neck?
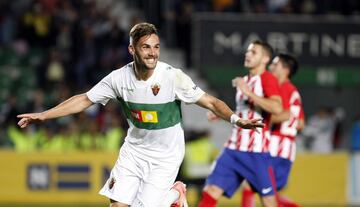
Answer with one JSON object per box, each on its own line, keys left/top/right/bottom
{"left": 133, "top": 62, "right": 154, "bottom": 81}
{"left": 249, "top": 66, "right": 266, "bottom": 76}
{"left": 278, "top": 76, "right": 289, "bottom": 84}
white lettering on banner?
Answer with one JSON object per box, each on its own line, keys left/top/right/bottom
{"left": 310, "top": 34, "right": 319, "bottom": 56}
{"left": 244, "top": 33, "right": 262, "bottom": 49}
{"left": 289, "top": 33, "right": 308, "bottom": 55}
{"left": 322, "top": 34, "right": 345, "bottom": 57}
{"left": 213, "top": 32, "right": 242, "bottom": 54}
{"left": 212, "top": 32, "right": 359, "bottom": 58}
{"left": 348, "top": 34, "right": 360, "bottom": 58}
{"left": 213, "top": 32, "right": 261, "bottom": 55}
{"left": 267, "top": 32, "right": 288, "bottom": 52}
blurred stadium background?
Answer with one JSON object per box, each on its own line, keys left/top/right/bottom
{"left": 0, "top": 0, "right": 359, "bottom": 206}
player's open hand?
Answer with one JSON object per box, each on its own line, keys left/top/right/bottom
{"left": 17, "top": 113, "right": 45, "bottom": 128}
{"left": 236, "top": 118, "right": 264, "bottom": 130}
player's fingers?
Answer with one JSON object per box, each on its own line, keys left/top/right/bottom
{"left": 251, "top": 118, "right": 263, "bottom": 123}
{"left": 18, "top": 118, "right": 29, "bottom": 128}
{"left": 17, "top": 114, "right": 31, "bottom": 118}
{"left": 253, "top": 123, "right": 264, "bottom": 133}
{"left": 254, "top": 122, "right": 265, "bottom": 128}
{"left": 17, "top": 118, "right": 25, "bottom": 126}
{"left": 20, "top": 123, "right": 28, "bottom": 128}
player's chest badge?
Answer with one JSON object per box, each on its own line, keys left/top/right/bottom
{"left": 151, "top": 83, "right": 161, "bottom": 96}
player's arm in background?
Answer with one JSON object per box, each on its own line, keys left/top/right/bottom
{"left": 17, "top": 94, "right": 93, "bottom": 128}
{"left": 297, "top": 107, "right": 305, "bottom": 131}
{"left": 196, "top": 93, "right": 264, "bottom": 129}
{"left": 233, "top": 76, "right": 282, "bottom": 115}
{"left": 271, "top": 89, "right": 290, "bottom": 123}
{"left": 271, "top": 110, "right": 290, "bottom": 123}
{"left": 271, "top": 97, "right": 306, "bottom": 131}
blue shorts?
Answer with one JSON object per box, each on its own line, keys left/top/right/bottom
{"left": 271, "top": 157, "right": 292, "bottom": 190}
{"left": 206, "top": 148, "right": 274, "bottom": 198}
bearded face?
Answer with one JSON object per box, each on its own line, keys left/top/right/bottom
{"left": 131, "top": 34, "right": 160, "bottom": 71}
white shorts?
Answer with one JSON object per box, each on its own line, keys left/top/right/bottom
{"left": 99, "top": 142, "right": 182, "bottom": 207}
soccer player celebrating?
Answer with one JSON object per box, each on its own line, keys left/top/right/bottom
{"left": 198, "top": 40, "right": 282, "bottom": 207}
{"left": 17, "top": 22, "right": 263, "bottom": 207}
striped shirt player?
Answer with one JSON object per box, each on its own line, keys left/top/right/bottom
{"left": 267, "top": 53, "right": 304, "bottom": 194}
{"left": 226, "top": 71, "right": 280, "bottom": 153}
{"left": 199, "top": 41, "right": 282, "bottom": 207}
{"left": 269, "top": 80, "right": 304, "bottom": 190}
{"left": 205, "top": 71, "right": 281, "bottom": 198}
{"left": 87, "top": 61, "right": 205, "bottom": 206}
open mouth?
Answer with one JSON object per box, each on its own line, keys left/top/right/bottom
{"left": 146, "top": 58, "right": 157, "bottom": 64}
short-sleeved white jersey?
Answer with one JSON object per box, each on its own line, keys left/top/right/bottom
{"left": 86, "top": 61, "right": 205, "bottom": 162}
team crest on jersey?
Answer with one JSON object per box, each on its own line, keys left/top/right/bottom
{"left": 109, "top": 177, "right": 116, "bottom": 190}
{"left": 151, "top": 83, "right": 161, "bottom": 96}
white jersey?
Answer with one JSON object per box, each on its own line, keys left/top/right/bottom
{"left": 86, "top": 61, "right": 205, "bottom": 163}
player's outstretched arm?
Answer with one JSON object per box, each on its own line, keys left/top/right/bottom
{"left": 17, "top": 94, "right": 93, "bottom": 128}
{"left": 196, "top": 93, "right": 264, "bottom": 129}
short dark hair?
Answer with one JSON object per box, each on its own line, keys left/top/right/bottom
{"left": 252, "top": 40, "right": 274, "bottom": 64}
{"left": 129, "top": 22, "right": 158, "bottom": 45}
{"left": 277, "top": 53, "right": 299, "bottom": 79}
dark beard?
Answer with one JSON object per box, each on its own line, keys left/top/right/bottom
{"left": 134, "top": 51, "right": 156, "bottom": 71}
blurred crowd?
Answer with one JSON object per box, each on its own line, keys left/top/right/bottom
{"left": 0, "top": 0, "right": 136, "bottom": 151}
{"left": 1, "top": 0, "right": 360, "bottom": 152}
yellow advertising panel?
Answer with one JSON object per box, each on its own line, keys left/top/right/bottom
{"left": 0, "top": 150, "right": 349, "bottom": 206}
{"left": 282, "top": 152, "right": 348, "bottom": 206}
{"left": 0, "top": 150, "right": 117, "bottom": 204}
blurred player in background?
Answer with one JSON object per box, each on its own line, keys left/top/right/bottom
{"left": 198, "top": 40, "right": 282, "bottom": 207}
{"left": 17, "top": 22, "right": 263, "bottom": 207}
{"left": 241, "top": 53, "right": 305, "bottom": 207}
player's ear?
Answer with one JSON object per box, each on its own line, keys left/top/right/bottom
{"left": 284, "top": 67, "right": 291, "bottom": 77}
{"left": 128, "top": 44, "right": 134, "bottom": 55}
{"left": 263, "top": 56, "right": 270, "bottom": 65}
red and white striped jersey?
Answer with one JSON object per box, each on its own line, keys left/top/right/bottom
{"left": 225, "top": 71, "right": 281, "bottom": 153}
{"left": 269, "top": 81, "right": 304, "bottom": 162}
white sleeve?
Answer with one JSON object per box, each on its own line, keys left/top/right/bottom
{"left": 86, "top": 72, "right": 117, "bottom": 105}
{"left": 174, "top": 69, "right": 205, "bottom": 104}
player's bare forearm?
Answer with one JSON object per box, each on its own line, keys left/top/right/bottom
{"left": 196, "top": 93, "right": 233, "bottom": 122}
{"left": 247, "top": 93, "right": 283, "bottom": 114}
{"left": 297, "top": 118, "right": 305, "bottom": 131}
{"left": 43, "top": 94, "right": 93, "bottom": 120}
{"left": 271, "top": 109, "right": 290, "bottom": 123}
{"left": 196, "top": 94, "right": 264, "bottom": 130}
{"left": 196, "top": 93, "right": 264, "bottom": 129}
{"left": 17, "top": 94, "right": 93, "bottom": 128}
